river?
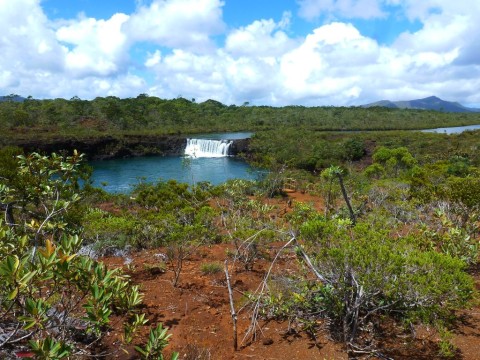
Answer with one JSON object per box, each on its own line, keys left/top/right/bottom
{"left": 421, "top": 124, "right": 480, "bottom": 134}
{"left": 89, "top": 132, "right": 258, "bottom": 193}
{"left": 89, "top": 126, "right": 480, "bottom": 193}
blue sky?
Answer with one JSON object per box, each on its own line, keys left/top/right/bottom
{"left": 41, "top": 0, "right": 421, "bottom": 45}
{"left": 1, "top": 0, "right": 479, "bottom": 107}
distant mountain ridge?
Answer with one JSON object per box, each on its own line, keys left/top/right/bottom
{"left": 0, "top": 95, "right": 26, "bottom": 103}
{"left": 1, "top": 94, "right": 479, "bottom": 112}
{"left": 363, "top": 96, "right": 480, "bottom": 113}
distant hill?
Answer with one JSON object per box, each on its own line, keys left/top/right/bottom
{"left": 0, "top": 95, "right": 26, "bottom": 103}
{"left": 363, "top": 96, "right": 480, "bottom": 113}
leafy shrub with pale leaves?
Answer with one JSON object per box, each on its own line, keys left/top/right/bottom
{"left": 259, "top": 218, "right": 474, "bottom": 347}
{"left": 0, "top": 151, "right": 176, "bottom": 359}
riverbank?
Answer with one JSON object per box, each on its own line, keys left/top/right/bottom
{"left": 1, "top": 133, "right": 251, "bottom": 160}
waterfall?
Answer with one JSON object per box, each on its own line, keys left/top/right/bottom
{"left": 184, "top": 139, "right": 233, "bottom": 158}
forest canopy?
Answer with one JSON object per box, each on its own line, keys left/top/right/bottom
{"left": 1, "top": 95, "right": 480, "bottom": 139}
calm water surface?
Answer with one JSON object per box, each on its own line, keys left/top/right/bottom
{"left": 90, "top": 156, "right": 258, "bottom": 193}
{"left": 90, "top": 125, "right": 480, "bottom": 193}
{"left": 185, "top": 132, "right": 253, "bottom": 140}
{"left": 90, "top": 132, "right": 257, "bottom": 193}
{"left": 421, "top": 124, "right": 480, "bottom": 134}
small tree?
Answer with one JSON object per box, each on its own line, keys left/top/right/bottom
{"left": 321, "top": 166, "right": 356, "bottom": 225}
{"left": 165, "top": 206, "right": 216, "bottom": 286}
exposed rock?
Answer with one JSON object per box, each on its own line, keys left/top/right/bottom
{"left": 8, "top": 135, "right": 187, "bottom": 160}
{"left": 229, "top": 138, "right": 250, "bottom": 155}
{"left": 262, "top": 338, "right": 274, "bottom": 345}
{"left": 6, "top": 135, "right": 250, "bottom": 160}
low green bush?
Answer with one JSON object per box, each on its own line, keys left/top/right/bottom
{"left": 259, "top": 218, "right": 475, "bottom": 347}
{"left": 200, "top": 262, "right": 222, "bottom": 275}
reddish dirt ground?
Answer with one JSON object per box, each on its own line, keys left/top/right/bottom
{"left": 101, "top": 244, "right": 349, "bottom": 360}
{"left": 99, "top": 191, "right": 480, "bottom": 359}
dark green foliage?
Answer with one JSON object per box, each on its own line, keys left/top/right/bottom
{"left": 28, "top": 337, "right": 72, "bottom": 359}
{"left": 447, "top": 176, "right": 480, "bottom": 209}
{"left": 249, "top": 129, "right": 349, "bottom": 171}
{"left": 418, "top": 211, "right": 479, "bottom": 265}
{"left": 135, "top": 323, "right": 179, "bottom": 360}
{"left": 371, "top": 146, "right": 417, "bottom": 176}
{"left": 0, "top": 152, "right": 174, "bottom": 358}
{"left": 2, "top": 96, "right": 480, "bottom": 149}
{"left": 133, "top": 179, "right": 209, "bottom": 211}
{"left": 447, "top": 156, "right": 471, "bottom": 177}
{"left": 200, "top": 262, "right": 222, "bottom": 275}
{"left": 342, "top": 138, "right": 366, "bottom": 161}
{"left": 82, "top": 180, "right": 219, "bottom": 251}
{"left": 0, "top": 146, "right": 24, "bottom": 182}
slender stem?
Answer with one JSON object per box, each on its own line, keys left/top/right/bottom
{"left": 336, "top": 173, "right": 356, "bottom": 225}
{"left": 224, "top": 260, "right": 238, "bottom": 351}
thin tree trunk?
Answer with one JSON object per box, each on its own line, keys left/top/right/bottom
{"left": 336, "top": 173, "right": 356, "bottom": 225}
{"left": 224, "top": 260, "right": 238, "bottom": 351}
{"left": 0, "top": 202, "right": 15, "bottom": 228}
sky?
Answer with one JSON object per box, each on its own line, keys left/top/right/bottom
{"left": 1, "top": 0, "right": 479, "bottom": 107}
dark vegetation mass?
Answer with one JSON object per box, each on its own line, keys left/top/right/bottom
{"left": 0, "top": 94, "right": 479, "bottom": 359}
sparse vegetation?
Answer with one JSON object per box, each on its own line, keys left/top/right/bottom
{"left": 200, "top": 262, "right": 222, "bottom": 275}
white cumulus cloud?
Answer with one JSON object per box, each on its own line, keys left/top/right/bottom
{"left": 0, "top": 0, "right": 480, "bottom": 106}
{"left": 225, "top": 12, "right": 297, "bottom": 57}
{"left": 124, "top": 0, "right": 225, "bottom": 52}
{"left": 56, "top": 13, "right": 130, "bottom": 77}
{"left": 0, "top": 0, "right": 65, "bottom": 73}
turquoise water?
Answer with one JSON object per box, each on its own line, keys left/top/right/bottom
{"left": 90, "top": 132, "right": 257, "bottom": 193}
{"left": 185, "top": 132, "right": 253, "bottom": 140}
{"left": 90, "top": 156, "right": 258, "bottom": 193}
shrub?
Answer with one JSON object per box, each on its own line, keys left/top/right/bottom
{"left": 260, "top": 218, "right": 474, "bottom": 347}
{"left": 135, "top": 323, "right": 179, "bottom": 360}
{"left": 83, "top": 208, "right": 138, "bottom": 251}
{"left": 0, "top": 152, "right": 176, "bottom": 358}
{"left": 447, "top": 176, "right": 480, "bottom": 209}
{"left": 229, "top": 228, "right": 275, "bottom": 271}
{"left": 343, "top": 138, "right": 366, "bottom": 161}
{"left": 200, "top": 262, "right": 222, "bottom": 275}
{"left": 372, "top": 146, "right": 417, "bottom": 177}
{"left": 419, "top": 211, "right": 479, "bottom": 265}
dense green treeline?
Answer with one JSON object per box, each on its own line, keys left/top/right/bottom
{"left": 249, "top": 128, "right": 480, "bottom": 171}
{"left": 1, "top": 95, "right": 480, "bottom": 139}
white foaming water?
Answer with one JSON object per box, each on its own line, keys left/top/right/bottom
{"left": 184, "top": 139, "right": 233, "bottom": 158}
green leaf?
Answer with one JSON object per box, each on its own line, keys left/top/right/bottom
{"left": 134, "top": 346, "right": 148, "bottom": 356}
{"left": 0, "top": 255, "right": 20, "bottom": 276}
{"left": 23, "top": 322, "right": 37, "bottom": 331}
{"left": 18, "top": 270, "right": 37, "bottom": 287}
{"left": 8, "top": 287, "right": 18, "bottom": 300}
